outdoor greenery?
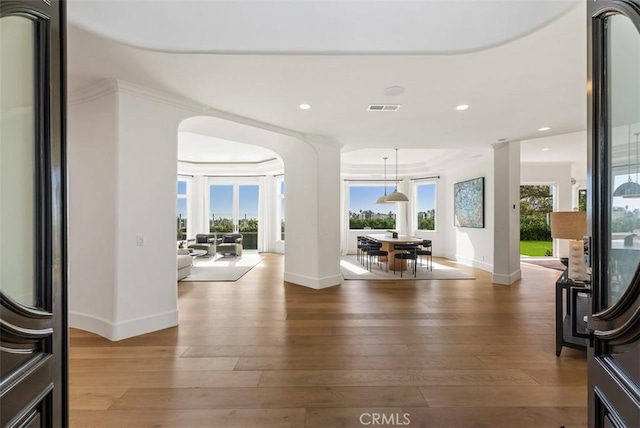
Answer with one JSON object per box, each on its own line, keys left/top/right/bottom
{"left": 520, "top": 240, "right": 553, "bottom": 256}
{"left": 612, "top": 216, "right": 640, "bottom": 233}
{"left": 349, "top": 217, "right": 396, "bottom": 229}
{"left": 349, "top": 210, "right": 395, "bottom": 229}
{"left": 418, "top": 218, "right": 435, "bottom": 230}
{"left": 578, "top": 189, "right": 587, "bottom": 212}
{"left": 209, "top": 217, "right": 259, "bottom": 233}
{"left": 520, "top": 185, "right": 552, "bottom": 241}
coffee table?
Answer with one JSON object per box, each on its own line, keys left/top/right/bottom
{"left": 189, "top": 249, "right": 207, "bottom": 257}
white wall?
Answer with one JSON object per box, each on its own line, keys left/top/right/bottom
{"left": 113, "top": 90, "right": 184, "bottom": 336}
{"left": 444, "top": 151, "right": 495, "bottom": 272}
{"left": 68, "top": 80, "right": 188, "bottom": 340}
{"left": 492, "top": 142, "right": 522, "bottom": 284}
{"left": 68, "top": 90, "right": 117, "bottom": 332}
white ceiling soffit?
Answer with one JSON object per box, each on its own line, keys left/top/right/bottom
{"left": 67, "top": 0, "right": 580, "bottom": 55}
{"left": 178, "top": 132, "right": 282, "bottom": 164}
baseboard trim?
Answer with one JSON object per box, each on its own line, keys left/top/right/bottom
{"left": 453, "top": 254, "right": 493, "bottom": 272}
{"left": 493, "top": 269, "right": 522, "bottom": 285}
{"left": 69, "top": 309, "right": 179, "bottom": 341}
{"left": 284, "top": 272, "right": 341, "bottom": 290}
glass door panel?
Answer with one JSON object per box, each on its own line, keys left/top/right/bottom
{"left": 210, "top": 185, "right": 234, "bottom": 233}
{"left": 607, "top": 13, "right": 640, "bottom": 309}
{"left": 238, "top": 185, "right": 258, "bottom": 250}
{"left": 0, "top": 16, "right": 36, "bottom": 307}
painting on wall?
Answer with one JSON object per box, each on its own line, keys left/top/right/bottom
{"left": 454, "top": 177, "right": 485, "bottom": 228}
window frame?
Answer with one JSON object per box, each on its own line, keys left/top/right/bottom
{"left": 414, "top": 180, "right": 437, "bottom": 232}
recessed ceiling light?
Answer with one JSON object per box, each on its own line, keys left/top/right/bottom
{"left": 455, "top": 104, "right": 469, "bottom": 111}
{"left": 538, "top": 126, "right": 551, "bottom": 131}
{"left": 299, "top": 103, "right": 311, "bottom": 110}
{"left": 384, "top": 86, "right": 405, "bottom": 96}
{"left": 497, "top": 138, "right": 508, "bottom": 142}
{"left": 542, "top": 148, "right": 550, "bottom": 151}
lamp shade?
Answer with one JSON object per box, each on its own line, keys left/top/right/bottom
{"left": 613, "top": 180, "right": 640, "bottom": 198}
{"left": 550, "top": 211, "right": 587, "bottom": 239}
{"left": 385, "top": 190, "right": 409, "bottom": 202}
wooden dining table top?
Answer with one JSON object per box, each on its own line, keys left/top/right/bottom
{"left": 365, "top": 234, "right": 423, "bottom": 244}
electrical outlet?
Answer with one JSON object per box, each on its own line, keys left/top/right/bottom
{"left": 136, "top": 234, "right": 145, "bottom": 246}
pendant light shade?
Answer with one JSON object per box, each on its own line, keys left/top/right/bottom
{"left": 376, "top": 157, "right": 391, "bottom": 204}
{"left": 613, "top": 128, "right": 640, "bottom": 198}
{"left": 386, "top": 148, "right": 409, "bottom": 203}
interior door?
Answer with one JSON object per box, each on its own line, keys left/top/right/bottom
{"left": 0, "top": 0, "right": 67, "bottom": 426}
{"left": 587, "top": 1, "right": 640, "bottom": 427}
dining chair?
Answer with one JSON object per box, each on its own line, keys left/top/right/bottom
{"left": 393, "top": 243, "right": 418, "bottom": 278}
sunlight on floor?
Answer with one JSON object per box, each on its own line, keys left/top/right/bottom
{"left": 340, "top": 259, "right": 370, "bottom": 275}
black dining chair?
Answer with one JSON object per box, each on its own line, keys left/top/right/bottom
{"left": 416, "top": 239, "right": 432, "bottom": 271}
{"left": 366, "top": 241, "right": 389, "bottom": 272}
{"left": 359, "top": 237, "right": 375, "bottom": 268}
{"left": 393, "top": 243, "right": 418, "bottom": 278}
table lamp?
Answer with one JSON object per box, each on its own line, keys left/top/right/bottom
{"left": 550, "top": 211, "right": 587, "bottom": 281}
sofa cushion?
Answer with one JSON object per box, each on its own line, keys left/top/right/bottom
{"left": 223, "top": 235, "right": 237, "bottom": 243}
{"left": 196, "top": 235, "right": 208, "bottom": 243}
{"left": 177, "top": 254, "right": 192, "bottom": 270}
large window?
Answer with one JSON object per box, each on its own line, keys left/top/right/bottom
{"left": 416, "top": 182, "right": 436, "bottom": 231}
{"left": 349, "top": 185, "right": 396, "bottom": 229}
{"left": 177, "top": 179, "right": 188, "bottom": 240}
{"left": 209, "top": 182, "right": 259, "bottom": 249}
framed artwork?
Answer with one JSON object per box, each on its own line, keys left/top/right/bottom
{"left": 454, "top": 177, "right": 485, "bottom": 228}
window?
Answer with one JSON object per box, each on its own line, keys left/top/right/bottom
{"left": 416, "top": 182, "right": 436, "bottom": 231}
{"left": 209, "top": 182, "right": 260, "bottom": 249}
{"left": 209, "top": 185, "right": 234, "bottom": 233}
{"left": 177, "top": 179, "right": 188, "bottom": 240}
{"left": 277, "top": 178, "right": 285, "bottom": 241}
{"left": 349, "top": 185, "right": 396, "bottom": 229}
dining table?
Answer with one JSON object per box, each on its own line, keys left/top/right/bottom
{"left": 366, "top": 234, "right": 423, "bottom": 271}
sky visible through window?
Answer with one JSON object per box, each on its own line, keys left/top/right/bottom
{"left": 350, "top": 186, "right": 394, "bottom": 213}
{"left": 209, "top": 185, "right": 259, "bottom": 219}
{"left": 416, "top": 183, "right": 435, "bottom": 211}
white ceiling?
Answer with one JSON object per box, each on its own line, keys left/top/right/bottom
{"left": 66, "top": 0, "right": 587, "bottom": 171}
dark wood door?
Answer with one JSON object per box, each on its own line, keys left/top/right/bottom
{"left": 0, "top": 0, "right": 67, "bottom": 426}
{"left": 587, "top": 1, "right": 640, "bottom": 427}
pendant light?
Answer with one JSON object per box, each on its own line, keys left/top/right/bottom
{"left": 613, "top": 126, "right": 640, "bottom": 198}
{"left": 376, "top": 157, "right": 391, "bottom": 204}
{"left": 385, "top": 148, "right": 409, "bottom": 202}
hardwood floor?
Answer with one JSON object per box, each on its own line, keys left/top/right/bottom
{"left": 69, "top": 253, "right": 587, "bottom": 427}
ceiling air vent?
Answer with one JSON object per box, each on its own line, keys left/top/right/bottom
{"left": 368, "top": 104, "right": 401, "bottom": 111}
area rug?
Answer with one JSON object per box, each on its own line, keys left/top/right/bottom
{"left": 180, "top": 253, "right": 263, "bottom": 282}
{"left": 340, "top": 255, "right": 475, "bottom": 280}
{"left": 520, "top": 258, "right": 566, "bottom": 271}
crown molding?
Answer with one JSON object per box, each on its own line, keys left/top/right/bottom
{"left": 68, "top": 78, "right": 118, "bottom": 105}
{"left": 68, "top": 78, "right": 206, "bottom": 113}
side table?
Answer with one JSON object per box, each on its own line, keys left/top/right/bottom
{"left": 555, "top": 269, "right": 589, "bottom": 356}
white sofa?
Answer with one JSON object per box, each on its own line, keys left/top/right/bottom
{"left": 177, "top": 250, "right": 192, "bottom": 280}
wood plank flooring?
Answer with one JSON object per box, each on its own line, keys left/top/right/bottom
{"left": 69, "top": 253, "right": 587, "bottom": 427}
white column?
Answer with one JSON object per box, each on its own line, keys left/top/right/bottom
{"left": 492, "top": 142, "right": 522, "bottom": 285}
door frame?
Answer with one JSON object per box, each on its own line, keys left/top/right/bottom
{"left": 587, "top": 0, "right": 640, "bottom": 426}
